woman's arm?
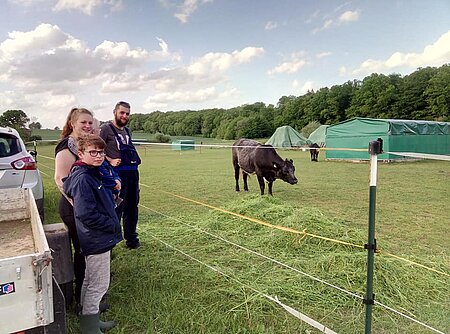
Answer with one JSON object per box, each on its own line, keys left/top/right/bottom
{"left": 54, "top": 149, "right": 76, "bottom": 191}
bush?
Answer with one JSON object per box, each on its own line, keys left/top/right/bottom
{"left": 155, "top": 132, "right": 170, "bottom": 143}
{"left": 30, "top": 135, "right": 42, "bottom": 141}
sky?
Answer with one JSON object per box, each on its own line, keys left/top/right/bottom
{"left": 0, "top": 0, "right": 449, "bottom": 129}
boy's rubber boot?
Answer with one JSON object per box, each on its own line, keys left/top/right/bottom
{"left": 99, "top": 319, "right": 116, "bottom": 330}
{"left": 79, "top": 313, "right": 104, "bottom": 334}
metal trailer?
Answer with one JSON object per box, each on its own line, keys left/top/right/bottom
{"left": 0, "top": 188, "right": 53, "bottom": 334}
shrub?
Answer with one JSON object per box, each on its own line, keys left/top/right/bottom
{"left": 155, "top": 132, "right": 170, "bottom": 143}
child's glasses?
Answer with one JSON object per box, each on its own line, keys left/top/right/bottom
{"left": 88, "top": 150, "right": 106, "bottom": 157}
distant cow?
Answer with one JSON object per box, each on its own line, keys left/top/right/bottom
{"left": 232, "top": 138, "right": 298, "bottom": 196}
{"left": 309, "top": 143, "right": 320, "bottom": 162}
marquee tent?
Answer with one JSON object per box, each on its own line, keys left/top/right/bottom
{"left": 325, "top": 117, "right": 450, "bottom": 160}
{"left": 265, "top": 125, "right": 310, "bottom": 148}
{"left": 308, "top": 125, "right": 329, "bottom": 146}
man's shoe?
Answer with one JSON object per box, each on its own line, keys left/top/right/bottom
{"left": 126, "top": 242, "right": 141, "bottom": 249}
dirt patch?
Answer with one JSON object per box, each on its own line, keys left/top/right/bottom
{"left": 0, "top": 219, "right": 35, "bottom": 258}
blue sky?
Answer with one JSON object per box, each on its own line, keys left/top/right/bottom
{"left": 0, "top": 0, "right": 449, "bottom": 128}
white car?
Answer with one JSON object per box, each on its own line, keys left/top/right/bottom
{"left": 0, "top": 127, "right": 44, "bottom": 221}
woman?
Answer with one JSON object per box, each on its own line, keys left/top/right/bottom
{"left": 54, "top": 107, "right": 93, "bottom": 308}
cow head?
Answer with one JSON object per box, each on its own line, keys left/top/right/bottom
{"left": 273, "top": 159, "right": 298, "bottom": 185}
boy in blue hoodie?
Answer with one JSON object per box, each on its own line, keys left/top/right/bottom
{"left": 64, "top": 134, "right": 122, "bottom": 333}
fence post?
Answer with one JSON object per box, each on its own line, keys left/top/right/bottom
{"left": 364, "top": 138, "right": 382, "bottom": 334}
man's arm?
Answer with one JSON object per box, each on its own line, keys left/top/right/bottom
{"left": 100, "top": 123, "right": 122, "bottom": 167}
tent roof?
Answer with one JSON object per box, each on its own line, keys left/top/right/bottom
{"left": 308, "top": 125, "right": 329, "bottom": 146}
{"left": 327, "top": 117, "right": 449, "bottom": 137}
{"left": 265, "top": 125, "right": 310, "bottom": 147}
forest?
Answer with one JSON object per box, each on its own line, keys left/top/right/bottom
{"left": 127, "top": 64, "right": 449, "bottom": 139}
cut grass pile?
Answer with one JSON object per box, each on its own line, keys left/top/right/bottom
{"left": 108, "top": 194, "right": 449, "bottom": 333}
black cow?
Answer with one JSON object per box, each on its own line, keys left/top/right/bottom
{"left": 309, "top": 143, "right": 320, "bottom": 162}
{"left": 232, "top": 138, "right": 298, "bottom": 196}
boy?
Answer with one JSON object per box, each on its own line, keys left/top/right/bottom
{"left": 64, "top": 134, "right": 122, "bottom": 333}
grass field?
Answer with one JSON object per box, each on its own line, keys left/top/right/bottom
{"left": 36, "top": 140, "right": 450, "bottom": 333}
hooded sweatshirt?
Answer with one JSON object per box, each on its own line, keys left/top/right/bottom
{"left": 63, "top": 162, "right": 123, "bottom": 255}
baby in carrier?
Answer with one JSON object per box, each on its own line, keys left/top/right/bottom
{"left": 89, "top": 119, "right": 123, "bottom": 206}
{"left": 98, "top": 158, "right": 123, "bottom": 207}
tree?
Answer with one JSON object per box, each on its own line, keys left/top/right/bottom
{"left": 29, "top": 121, "right": 42, "bottom": 130}
{"left": 424, "top": 64, "right": 450, "bottom": 121}
{"left": 0, "top": 110, "right": 30, "bottom": 129}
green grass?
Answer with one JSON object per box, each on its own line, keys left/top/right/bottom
{"left": 36, "top": 142, "right": 450, "bottom": 333}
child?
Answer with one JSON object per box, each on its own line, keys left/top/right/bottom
{"left": 64, "top": 134, "right": 122, "bottom": 333}
{"left": 91, "top": 118, "right": 123, "bottom": 206}
{"left": 69, "top": 130, "right": 122, "bottom": 206}
{"left": 98, "top": 158, "right": 123, "bottom": 207}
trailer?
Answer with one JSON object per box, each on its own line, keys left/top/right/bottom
{"left": 0, "top": 188, "right": 53, "bottom": 334}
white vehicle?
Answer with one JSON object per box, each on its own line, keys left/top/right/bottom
{"left": 0, "top": 127, "right": 44, "bottom": 221}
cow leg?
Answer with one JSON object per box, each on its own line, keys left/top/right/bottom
{"left": 257, "top": 175, "right": 265, "bottom": 195}
{"left": 234, "top": 162, "right": 240, "bottom": 192}
{"left": 243, "top": 173, "right": 249, "bottom": 192}
{"left": 268, "top": 181, "right": 273, "bottom": 196}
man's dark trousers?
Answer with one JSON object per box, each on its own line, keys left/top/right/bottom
{"left": 116, "top": 169, "right": 140, "bottom": 247}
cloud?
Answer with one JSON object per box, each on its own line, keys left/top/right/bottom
{"left": 174, "top": 0, "right": 213, "bottom": 23}
{"left": 268, "top": 52, "right": 307, "bottom": 75}
{"left": 312, "top": 6, "right": 359, "bottom": 34}
{"left": 187, "top": 47, "right": 264, "bottom": 76}
{"left": 265, "top": 21, "right": 278, "bottom": 31}
{"left": 312, "top": 19, "right": 333, "bottom": 34}
{"left": 9, "top": 0, "right": 123, "bottom": 15}
{"left": 339, "top": 66, "right": 348, "bottom": 76}
{"left": 52, "top": 0, "right": 123, "bottom": 15}
{"left": 339, "top": 10, "right": 359, "bottom": 23}
{"left": 293, "top": 80, "right": 315, "bottom": 95}
{"left": 144, "top": 86, "right": 216, "bottom": 106}
{"left": 0, "top": 24, "right": 177, "bottom": 90}
{"left": 142, "top": 86, "right": 238, "bottom": 111}
{"left": 0, "top": 23, "right": 263, "bottom": 126}
{"left": 8, "top": 0, "right": 50, "bottom": 6}
{"left": 305, "top": 10, "right": 320, "bottom": 24}
{"left": 316, "top": 51, "right": 332, "bottom": 59}
{"left": 352, "top": 30, "right": 450, "bottom": 75}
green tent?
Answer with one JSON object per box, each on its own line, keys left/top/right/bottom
{"left": 325, "top": 117, "right": 450, "bottom": 160}
{"left": 171, "top": 140, "right": 195, "bottom": 150}
{"left": 265, "top": 125, "right": 310, "bottom": 148}
{"left": 308, "top": 125, "right": 329, "bottom": 146}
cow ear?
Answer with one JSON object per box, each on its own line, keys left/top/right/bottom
{"left": 290, "top": 159, "right": 293, "bottom": 163}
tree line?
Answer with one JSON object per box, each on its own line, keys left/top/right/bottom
{"left": 128, "top": 64, "right": 449, "bottom": 139}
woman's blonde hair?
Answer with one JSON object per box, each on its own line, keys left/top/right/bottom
{"left": 60, "top": 108, "right": 93, "bottom": 138}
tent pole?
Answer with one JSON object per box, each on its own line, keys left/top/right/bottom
{"left": 364, "top": 138, "right": 382, "bottom": 334}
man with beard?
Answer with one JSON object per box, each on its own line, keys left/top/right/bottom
{"left": 100, "top": 101, "right": 141, "bottom": 249}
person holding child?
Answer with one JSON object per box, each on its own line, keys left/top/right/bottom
{"left": 64, "top": 134, "right": 122, "bottom": 333}
{"left": 100, "top": 101, "right": 141, "bottom": 249}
